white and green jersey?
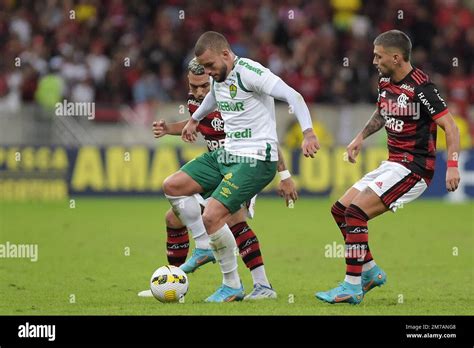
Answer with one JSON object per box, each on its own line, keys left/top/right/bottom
{"left": 211, "top": 57, "right": 281, "bottom": 161}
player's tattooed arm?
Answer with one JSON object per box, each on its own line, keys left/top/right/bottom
{"left": 277, "top": 147, "right": 298, "bottom": 206}
{"left": 347, "top": 109, "right": 384, "bottom": 163}
{"left": 361, "top": 109, "right": 385, "bottom": 139}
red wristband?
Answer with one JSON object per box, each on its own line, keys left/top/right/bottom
{"left": 447, "top": 160, "right": 458, "bottom": 168}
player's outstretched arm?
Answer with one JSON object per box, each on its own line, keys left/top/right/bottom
{"left": 276, "top": 147, "right": 297, "bottom": 206}
{"left": 152, "top": 119, "right": 189, "bottom": 138}
{"left": 435, "top": 112, "right": 461, "bottom": 192}
{"left": 182, "top": 91, "right": 217, "bottom": 142}
{"left": 346, "top": 109, "right": 385, "bottom": 163}
{"left": 269, "top": 80, "right": 320, "bottom": 158}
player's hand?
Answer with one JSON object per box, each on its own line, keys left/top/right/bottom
{"left": 346, "top": 133, "right": 364, "bottom": 163}
{"left": 446, "top": 167, "right": 460, "bottom": 192}
{"left": 181, "top": 118, "right": 199, "bottom": 143}
{"left": 278, "top": 177, "right": 298, "bottom": 207}
{"left": 301, "top": 129, "right": 320, "bottom": 158}
{"left": 152, "top": 120, "right": 168, "bottom": 138}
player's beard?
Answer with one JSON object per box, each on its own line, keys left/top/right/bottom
{"left": 377, "top": 65, "right": 393, "bottom": 78}
{"left": 214, "top": 64, "right": 228, "bottom": 83}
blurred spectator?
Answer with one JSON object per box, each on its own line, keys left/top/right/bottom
{"left": 86, "top": 41, "right": 110, "bottom": 85}
{"left": 71, "top": 75, "right": 94, "bottom": 103}
{"left": 34, "top": 63, "right": 64, "bottom": 110}
{"left": 133, "top": 66, "right": 168, "bottom": 104}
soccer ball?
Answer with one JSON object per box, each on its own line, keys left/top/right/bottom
{"left": 150, "top": 265, "right": 189, "bottom": 303}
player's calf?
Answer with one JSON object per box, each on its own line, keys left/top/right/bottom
{"left": 330, "top": 201, "right": 347, "bottom": 241}
{"left": 203, "top": 199, "right": 242, "bottom": 292}
{"left": 165, "top": 209, "right": 189, "bottom": 267}
{"left": 230, "top": 222, "right": 265, "bottom": 274}
{"left": 316, "top": 204, "right": 370, "bottom": 304}
{"left": 344, "top": 204, "right": 370, "bottom": 286}
{"left": 230, "top": 221, "right": 276, "bottom": 298}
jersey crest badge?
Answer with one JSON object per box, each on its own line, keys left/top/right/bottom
{"left": 229, "top": 84, "right": 237, "bottom": 99}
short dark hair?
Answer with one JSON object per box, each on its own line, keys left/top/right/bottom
{"left": 194, "top": 31, "right": 230, "bottom": 57}
{"left": 373, "top": 30, "right": 412, "bottom": 62}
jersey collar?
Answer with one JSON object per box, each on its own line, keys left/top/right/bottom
{"left": 232, "top": 56, "right": 240, "bottom": 70}
{"left": 221, "top": 56, "right": 239, "bottom": 86}
{"left": 392, "top": 67, "right": 415, "bottom": 85}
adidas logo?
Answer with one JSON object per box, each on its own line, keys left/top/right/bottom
{"left": 375, "top": 181, "right": 383, "bottom": 189}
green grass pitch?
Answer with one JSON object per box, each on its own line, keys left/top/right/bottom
{"left": 0, "top": 198, "right": 472, "bottom": 315}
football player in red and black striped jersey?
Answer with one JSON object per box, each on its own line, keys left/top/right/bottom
{"left": 140, "top": 58, "right": 297, "bottom": 300}
{"left": 316, "top": 30, "right": 461, "bottom": 304}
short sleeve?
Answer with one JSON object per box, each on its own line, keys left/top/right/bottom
{"left": 415, "top": 83, "right": 448, "bottom": 120}
{"left": 236, "top": 59, "right": 281, "bottom": 95}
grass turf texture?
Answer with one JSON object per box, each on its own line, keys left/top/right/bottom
{"left": 0, "top": 198, "right": 472, "bottom": 315}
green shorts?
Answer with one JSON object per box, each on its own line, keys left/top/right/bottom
{"left": 181, "top": 148, "right": 276, "bottom": 214}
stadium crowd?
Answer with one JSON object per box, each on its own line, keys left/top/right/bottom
{"left": 0, "top": 0, "right": 472, "bottom": 133}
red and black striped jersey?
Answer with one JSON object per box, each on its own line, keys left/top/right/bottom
{"left": 377, "top": 67, "right": 448, "bottom": 184}
{"left": 187, "top": 93, "right": 225, "bottom": 151}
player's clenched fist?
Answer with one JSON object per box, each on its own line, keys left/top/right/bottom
{"left": 301, "top": 129, "right": 320, "bottom": 158}
{"left": 346, "top": 133, "right": 364, "bottom": 163}
{"left": 446, "top": 167, "right": 460, "bottom": 192}
{"left": 152, "top": 120, "right": 168, "bottom": 138}
{"left": 181, "top": 118, "right": 199, "bottom": 143}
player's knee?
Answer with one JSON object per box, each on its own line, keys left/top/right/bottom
{"left": 330, "top": 202, "right": 339, "bottom": 215}
{"left": 201, "top": 211, "right": 214, "bottom": 229}
{"left": 165, "top": 209, "right": 182, "bottom": 228}
{"left": 331, "top": 200, "right": 347, "bottom": 217}
{"left": 226, "top": 208, "right": 246, "bottom": 227}
{"left": 202, "top": 210, "right": 220, "bottom": 230}
{"left": 162, "top": 175, "right": 180, "bottom": 196}
{"left": 344, "top": 203, "right": 369, "bottom": 222}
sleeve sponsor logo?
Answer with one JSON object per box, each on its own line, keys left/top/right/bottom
{"left": 417, "top": 92, "right": 435, "bottom": 114}
{"left": 238, "top": 60, "right": 264, "bottom": 75}
{"left": 433, "top": 88, "right": 447, "bottom": 107}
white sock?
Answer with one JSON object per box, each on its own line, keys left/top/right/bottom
{"left": 209, "top": 224, "right": 240, "bottom": 289}
{"left": 165, "top": 195, "right": 210, "bottom": 249}
{"left": 187, "top": 220, "right": 210, "bottom": 249}
{"left": 344, "top": 275, "right": 361, "bottom": 285}
{"left": 251, "top": 265, "right": 270, "bottom": 287}
{"left": 362, "top": 260, "right": 376, "bottom": 272}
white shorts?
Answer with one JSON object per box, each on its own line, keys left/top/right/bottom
{"left": 352, "top": 161, "right": 427, "bottom": 212}
{"left": 193, "top": 194, "right": 257, "bottom": 219}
